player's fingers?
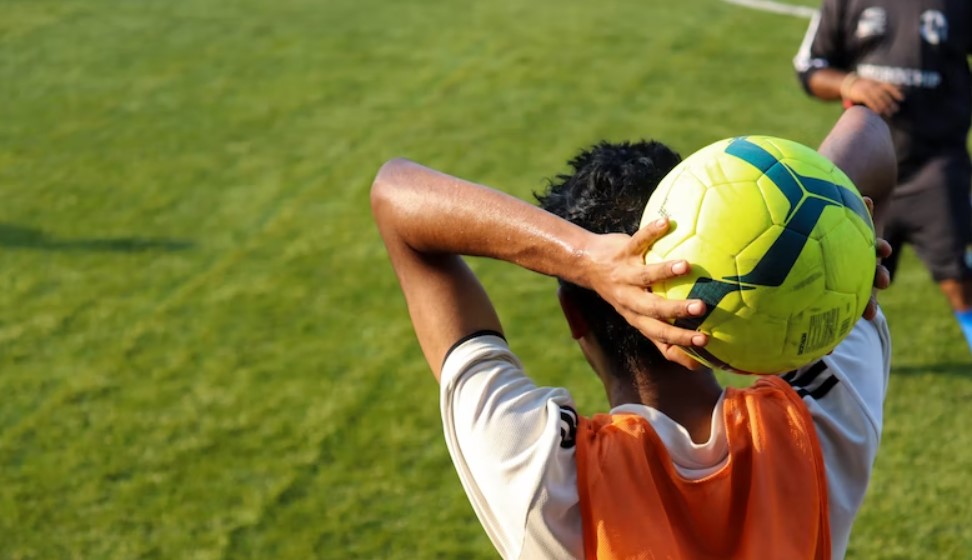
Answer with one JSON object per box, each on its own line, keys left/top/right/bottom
{"left": 871, "top": 93, "right": 897, "bottom": 116}
{"left": 874, "top": 263, "right": 891, "bottom": 290}
{"left": 865, "top": 226, "right": 894, "bottom": 319}
{"left": 881, "top": 82, "right": 905, "bottom": 102}
{"left": 654, "top": 343, "right": 706, "bottom": 371}
{"left": 632, "top": 316, "right": 707, "bottom": 348}
{"left": 621, "top": 287, "right": 706, "bottom": 320}
{"left": 628, "top": 217, "right": 670, "bottom": 256}
{"left": 863, "top": 296, "right": 878, "bottom": 321}
{"left": 863, "top": 87, "right": 897, "bottom": 116}
{"left": 863, "top": 196, "right": 874, "bottom": 216}
{"left": 879, "top": 89, "right": 900, "bottom": 114}
{"left": 625, "top": 259, "right": 691, "bottom": 287}
{"left": 861, "top": 94, "right": 891, "bottom": 117}
{"left": 876, "top": 238, "right": 892, "bottom": 259}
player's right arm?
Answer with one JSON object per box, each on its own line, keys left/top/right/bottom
{"left": 818, "top": 106, "right": 895, "bottom": 227}
{"left": 798, "top": 105, "right": 895, "bottom": 556}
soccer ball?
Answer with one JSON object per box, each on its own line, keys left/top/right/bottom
{"left": 640, "top": 135, "right": 876, "bottom": 374}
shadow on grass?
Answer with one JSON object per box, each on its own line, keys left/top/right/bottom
{"left": 892, "top": 362, "right": 972, "bottom": 377}
{"left": 0, "top": 223, "right": 193, "bottom": 253}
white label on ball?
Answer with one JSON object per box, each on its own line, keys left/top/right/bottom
{"left": 799, "top": 308, "right": 840, "bottom": 355}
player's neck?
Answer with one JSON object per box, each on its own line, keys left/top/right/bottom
{"left": 607, "top": 368, "right": 723, "bottom": 444}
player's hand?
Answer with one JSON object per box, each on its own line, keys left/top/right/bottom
{"left": 862, "top": 196, "right": 892, "bottom": 320}
{"left": 584, "top": 217, "right": 708, "bottom": 368}
{"left": 844, "top": 76, "right": 904, "bottom": 117}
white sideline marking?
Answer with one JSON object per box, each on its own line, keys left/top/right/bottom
{"left": 723, "top": 0, "right": 818, "bottom": 19}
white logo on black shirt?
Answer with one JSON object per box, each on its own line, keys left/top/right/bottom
{"left": 920, "top": 10, "right": 948, "bottom": 45}
{"left": 856, "top": 7, "right": 887, "bottom": 39}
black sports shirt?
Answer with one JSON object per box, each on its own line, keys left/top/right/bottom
{"left": 794, "top": 0, "right": 972, "bottom": 165}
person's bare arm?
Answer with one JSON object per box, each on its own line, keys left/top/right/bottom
{"left": 817, "top": 106, "right": 896, "bottom": 318}
{"left": 808, "top": 68, "right": 904, "bottom": 117}
{"left": 818, "top": 106, "right": 896, "bottom": 225}
{"left": 370, "top": 159, "right": 707, "bottom": 380}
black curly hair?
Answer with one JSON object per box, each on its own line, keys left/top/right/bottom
{"left": 535, "top": 139, "right": 682, "bottom": 376}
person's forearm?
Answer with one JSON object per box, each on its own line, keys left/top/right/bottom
{"left": 372, "top": 157, "right": 706, "bottom": 368}
{"left": 371, "top": 157, "right": 597, "bottom": 287}
{"left": 810, "top": 69, "right": 904, "bottom": 117}
{"left": 808, "top": 68, "right": 849, "bottom": 101}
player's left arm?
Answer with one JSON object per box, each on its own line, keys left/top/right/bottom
{"left": 817, "top": 106, "right": 895, "bottom": 319}
{"left": 370, "top": 158, "right": 708, "bottom": 380}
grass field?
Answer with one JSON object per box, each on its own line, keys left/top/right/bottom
{"left": 1, "top": 0, "right": 970, "bottom": 558}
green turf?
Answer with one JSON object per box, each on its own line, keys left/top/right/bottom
{"left": 1, "top": 0, "right": 970, "bottom": 558}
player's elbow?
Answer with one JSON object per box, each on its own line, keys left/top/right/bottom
{"left": 370, "top": 158, "right": 412, "bottom": 226}
{"left": 850, "top": 107, "right": 897, "bottom": 199}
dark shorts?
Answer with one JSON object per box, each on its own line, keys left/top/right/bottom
{"left": 883, "top": 150, "right": 972, "bottom": 282}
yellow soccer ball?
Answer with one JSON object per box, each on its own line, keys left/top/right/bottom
{"left": 641, "top": 135, "right": 876, "bottom": 374}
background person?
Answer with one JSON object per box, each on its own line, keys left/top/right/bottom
{"left": 794, "top": 0, "right": 972, "bottom": 354}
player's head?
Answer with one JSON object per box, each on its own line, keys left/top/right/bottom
{"left": 536, "top": 140, "right": 682, "bottom": 378}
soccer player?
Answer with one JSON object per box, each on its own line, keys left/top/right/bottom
{"left": 371, "top": 106, "right": 894, "bottom": 559}
{"left": 794, "top": 0, "right": 972, "bottom": 354}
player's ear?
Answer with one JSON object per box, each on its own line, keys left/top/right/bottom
{"left": 557, "top": 286, "right": 589, "bottom": 340}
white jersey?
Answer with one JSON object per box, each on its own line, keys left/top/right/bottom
{"left": 440, "top": 310, "right": 892, "bottom": 560}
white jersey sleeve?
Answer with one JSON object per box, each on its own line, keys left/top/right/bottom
{"left": 782, "top": 308, "right": 892, "bottom": 558}
{"left": 439, "top": 332, "right": 583, "bottom": 560}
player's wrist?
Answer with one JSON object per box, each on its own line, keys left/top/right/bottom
{"left": 572, "top": 232, "right": 606, "bottom": 290}
{"left": 840, "top": 72, "right": 860, "bottom": 101}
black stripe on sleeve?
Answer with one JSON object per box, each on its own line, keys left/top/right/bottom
{"left": 559, "top": 406, "right": 578, "bottom": 449}
{"left": 788, "top": 360, "right": 829, "bottom": 389}
{"left": 788, "top": 359, "right": 840, "bottom": 400}
{"left": 795, "top": 374, "right": 840, "bottom": 400}
{"left": 441, "top": 329, "right": 506, "bottom": 370}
